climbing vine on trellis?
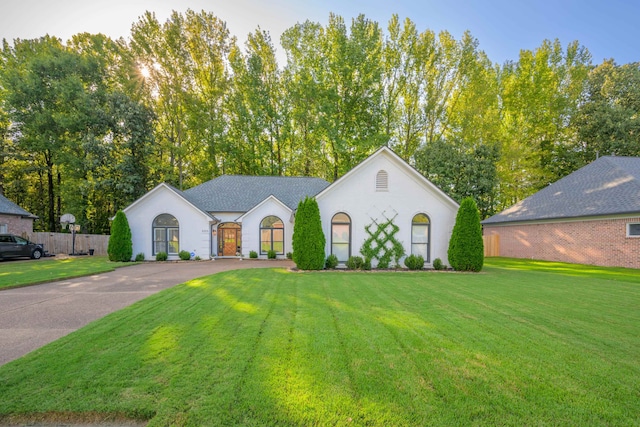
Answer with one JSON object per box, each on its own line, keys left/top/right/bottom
{"left": 360, "top": 212, "right": 405, "bottom": 268}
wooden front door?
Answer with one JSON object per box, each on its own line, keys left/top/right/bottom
{"left": 218, "top": 223, "right": 241, "bottom": 256}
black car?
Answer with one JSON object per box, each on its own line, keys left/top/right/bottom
{"left": 0, "top": 234, "right": 43, "bottom": 260}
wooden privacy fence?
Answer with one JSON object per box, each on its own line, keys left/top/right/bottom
{"left": 25, "top": 232, "right": 110, "bottom": 256}
{"left": 483, "top": 234, "right": 500, "bottom": 257}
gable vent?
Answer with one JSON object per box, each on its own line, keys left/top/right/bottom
{"left": 376, "top": 170, "right": 388, "bottom": 192}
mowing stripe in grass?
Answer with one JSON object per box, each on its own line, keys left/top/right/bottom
{"left": 1, "top": 264, "right": 638, "bottom": 426}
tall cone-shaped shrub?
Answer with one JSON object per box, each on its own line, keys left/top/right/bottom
{"left": 447, "top": 197, "right": 484, "bottom": 272}
{"left": 108, "top": 210, "right": 133, "bottom": 262}
{"left": 292, "top": 196, "right": 326, "bottom": 270}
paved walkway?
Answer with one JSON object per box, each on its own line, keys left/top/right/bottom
{"left": 0, "top": 259, "right": 293, "bottom": 366}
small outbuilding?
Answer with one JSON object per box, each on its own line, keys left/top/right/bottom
{"left": 483, "top": 156, "right": 640, "bottom": 268}
{"left": 0, "top": 193, "right": 37, "bottom": 235}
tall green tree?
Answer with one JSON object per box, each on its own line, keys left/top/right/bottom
{"left": 292, "top": 197, "right": 326, "bottom": 270}
{"left": 497, "top": 39, "right": 590, "bottom": 208}
{"left": 574, "top": 60, "right": 640, "bottom": 162}
{"left": 227, "top": 29, "right": 286, "bottom": 175}
{"left": 108, "top": 210, "right": 133, "bottom": 262}
{"left": 415, "top": 139, "right": 499, "bottom": 218}
{"left": 1, "top": 36, "right": 107, "bottom": 231}
{"left": 321, "top": 14, "right": 385, "bottom": 180}
{"left": 130, "top": 10, "right": 233, "bottom": 188}
{"left": 281, "top": 21, "right": 327, "bottom": 177}
{"left": 447, "top": 197, "right": 483, "bottom": 272}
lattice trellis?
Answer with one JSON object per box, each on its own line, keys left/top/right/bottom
{"left": 360, "top": 209, "right": 405, "bottom": 268}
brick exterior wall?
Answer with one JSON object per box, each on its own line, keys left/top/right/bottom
{"left": 0, "top": 214, "right": 34, "bottom": 237}
{"left": 484, "top": 216, "right": 640, "bottom": 269}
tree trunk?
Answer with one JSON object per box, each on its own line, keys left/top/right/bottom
{"left": 45, "top": 151, "right": 55, "bottom": 232}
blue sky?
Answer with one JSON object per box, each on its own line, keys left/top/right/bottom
{"left": 1, "top": 0, "right": 637, "bottom": 66}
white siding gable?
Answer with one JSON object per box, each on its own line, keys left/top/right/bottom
{"left": 238, "top": 195, "right": 293, "bottom": 258}
{"left": 124, "top": 184, "right": 213, "bottom": 260}
{"left": 317, "top": 148, "right": 458, "bottom": 266}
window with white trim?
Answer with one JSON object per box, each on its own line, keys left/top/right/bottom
{"left": 331, "top": 213, "right": 351, "bottom": 262}
{"left": 260, "top": 216, "right": 284, "bottom": 254}
{"left": 376, "top": 170, "right": 388, "bottom": 191}
{"left": 627, "top": 223, "right": 640, "bottom": 237}
{"left": 153, "top": 214, "right": 179, "bottom": 255}
{"left": 0, "top": 224, "right": 7, "bottom": 234}
{"left": 411, "top": 213, "right": 430, "bottom": 262}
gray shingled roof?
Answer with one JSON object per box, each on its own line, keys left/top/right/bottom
{"left": 0, "top": 193, "right": 37, "bottom": 218}
{"left": 163, "top": 184, "right": 218, "bottom": 220}
{"left": 183, "top": 175, "right": 331, "bottom": 213}
{"left": 483, "top": 156, "right": 640, "bottom": 224}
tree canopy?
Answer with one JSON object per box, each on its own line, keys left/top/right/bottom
{"left": 1, "top": 10, "right": 638, "bottom": 233}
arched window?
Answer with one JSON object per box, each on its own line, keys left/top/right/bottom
{"left": 153, "top": 214, "right": 179, "bottom": 255}
{"left": 411, "top": 213, "right": 430, "bottom": 262}
{"left": 376, "top": 170, "right": 388, "bottom": 191}
{"left": 260, "top": 216, "right": 284, "bottom": 255}
{"left": 331, "top": 212, "right": 351, "bottom": 262}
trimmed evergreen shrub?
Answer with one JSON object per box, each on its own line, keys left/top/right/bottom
{"left": 448, "top": 197, "right": 484, "bottom": 272}
{"left": 155, "top": 252, "right": 168, "bottom": 261}
{"left": 249, "top": 250, "right": 258, "bottom": 259}
{"left": 433, "top": 258, "right": 444, "bottom": 270}
{"left": 179, "top": 250, "right": 191, "bottom": 260}
{"left": 286, "top": 252, "right": 293, "bottom": 260}
{"left": 346, "top": 256, "right": 364, "bottom": 270}
{"left": 292, "top": 196, "right": 326, "bottom": 270}
{"left": 325, "top": 254, "right": 338, "bottom": 269}
{"left": 107, "top": 210, "right": 133, "bottom": 262}
{"left": 135, "top": 252, "right": 145, "bottom": 262}
{"left": 363, "top": 257, "right": 372, "bottom": 271}
{"left": 267, "top": 249, "right": 277, "bottom": 259}
{"left": 404, "top": 254, "right": 425, "bottom": 270}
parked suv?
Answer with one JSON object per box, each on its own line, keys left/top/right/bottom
{"left": 0, "top": 234, "right": 43, "bottom": 260}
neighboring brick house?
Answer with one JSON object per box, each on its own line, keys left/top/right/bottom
{"left": 483, "top": 156, "right": 640, "bottom": 269}
{"left": 0, "top": 193, "right": 37, "bottom": 236}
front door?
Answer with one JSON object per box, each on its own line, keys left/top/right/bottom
{"left": 217, "top": 223, "right": 241, "bottom": 256}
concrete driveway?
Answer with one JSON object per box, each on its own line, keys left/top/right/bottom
{"left": 0, "top": 259, "right": 293, "bottom": 366}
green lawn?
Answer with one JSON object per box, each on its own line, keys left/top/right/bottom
{"left": 0, "top": 256, "right": 132, "bottom": 290}
{"left": 0, "top": 258, "right": 638, "bottom": 426}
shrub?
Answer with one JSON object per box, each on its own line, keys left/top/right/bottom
{"left": 108, "top": 210, "right": 133, "bottom": 262}
{"left": 448, "top": 197, "right": 484, "bottom": 272}
{"left": 179, "top": 250, "right": 191, "bottom": 261}
{"left": 155, "top": 252, "right": 168, "bottom": 261}
{"left": 286, "top": 252, "right": 293, "bottom": 260}
{"left": 346, "top": 255, "right": 364, "bottom": 270}
{"left": 134, "top": 252, "right": 145, "bottom": 262}
{"left": 433, "top": 258, "right": 444, "bottom": 270}
{"left": 377, "top": 258, "right": 389, "bottom": 269}
{"left": 267, "top": 249, "right": 277, "bottom": 259}
{"left": 325, "top": 254, "right": 338, "bottom": 269}
{"left": 249, "top": 250, "right": 258, "bottom": 259}
{"left": 194, "top": 256, "right": 202, "bottom": 261}
{"left": 363, "top": 257, "right": 372, "bottom": 271}
{"left": 292, "top": 196, "right": 326, "bottom": 270}
{"left": 404, "top": 254, "right": 425, "bottom": 270}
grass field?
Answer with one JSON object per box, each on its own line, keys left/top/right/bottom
{"left": 0, "top": 258, "right": 638, "bottom": 426}
{"left": 0, "top": 256, "right": 132, "bottom": 290}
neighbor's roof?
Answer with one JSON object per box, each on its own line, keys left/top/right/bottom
{"left": 483, "top": 156, "right": 640, "bottom": 225}
{"left": 0, "top": 193, "right": 37, "bottom": 218}
{"left": 183, "top": 175, "right": 331, "bottom": 212}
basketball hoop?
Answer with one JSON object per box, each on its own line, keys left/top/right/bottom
{"left": 60, "top": 213, "right": 79, "bottom": 255}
